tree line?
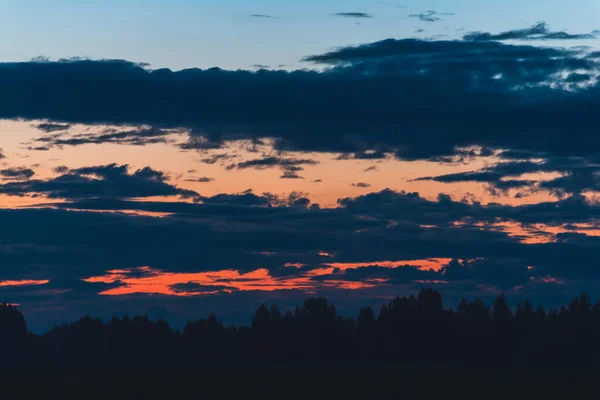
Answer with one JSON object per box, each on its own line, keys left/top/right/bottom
{"left": 2, "top": 289, "right": 600, "bottom": 368}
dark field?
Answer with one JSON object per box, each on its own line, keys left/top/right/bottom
{"left": 1, "top": 368, "right": 599, "bottom": 399}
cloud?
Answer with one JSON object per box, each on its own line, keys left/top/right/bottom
{"left": 5, "top": 184, "right": 600, "bottom": 330}
{"left": 226, "top": 156, "right": 317, "bottom": 180}
{"left": 52, "top": 165, "right": 69, "bottom": 173}
{"left": 463, "top": 22, "right": 599, "bottom": 42}
{"left": 280, "top": 170, "right": 303, "bottom": 179}
{"left": 34, "top": 122, "right": 71, "bottom": 133}
{"left": 179, "top": 136, "right": 224, "bottom": 150}
{"left": 6, "top": 35, "right": 600, "bottom": 330}
{"left": 197, "top": 154, "right": 234, "bottom": 165}
{"left": 414, "top": 156, "right": 600, "bottom": 197}
{"left": 352, "top": 182, "right": 371, "bottom": 188}
{"left": 0, "top": 43, "right": 599, "bottom": 162}
{"left": 336, "top": 151, "right": 388, "bottom": 160}
{"left": 248, "top": 14, "right": 274, "bottom": 19}
{"left": 3, "top": 35, "right": 600, "bottom": 328}
{"left": 26, "top": 127, "right": 175, "bottom": 150}
{"left": 187, "top": 177, "right": 214, "bottom": 183}
{"left": 227, "top": 156, "right": 318, "bottom": 169}
{"left": 226, "top": 156, "right": 318, "bottom": 171}
{"left": 0, "top": 167, "right": 35, "bottom": 180}
{"left": 333, "top": 13, "right": 373, "bottom": 19}
{"left": 0, "top": 163, "right": 198, "bottom": 200}
{"left": 409, "top": 10, "right": 454, "bottom": 22}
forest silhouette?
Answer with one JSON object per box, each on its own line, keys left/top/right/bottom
{"left": 4, "top": 289, "right": 600, "bottom": 398}
{"left": 3, "top": 289, "right": 600, "bottom": 369}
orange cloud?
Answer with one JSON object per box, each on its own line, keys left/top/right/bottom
{"left": 0, "top": 279, "right": 49, "bottom": 287}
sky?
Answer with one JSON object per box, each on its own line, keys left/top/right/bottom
{"left": 1, "top": 0, "right": 600, "bottom": 331}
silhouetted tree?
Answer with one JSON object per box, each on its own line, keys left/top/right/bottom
{"left": 5, "top": 289, "right": 600, "bottom": 369}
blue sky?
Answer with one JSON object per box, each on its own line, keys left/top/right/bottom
{"left": 1, "top": 0, "right": 598, "bottom": 70}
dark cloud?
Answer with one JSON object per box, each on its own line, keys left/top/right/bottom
{"left": 178, "top": 136, "right": 224, "bottom": 150}
{"left": 415, "top": 157, "right": 600, "bottom": 197}
{"left": 333, "top": 13, "right": 373, "bottom": 19}
{"left": 0, "top": 163, "right": 198, "bottom": 200}
{"left": 52, "top": 165, "right": 69, "bottom": 173}
{"left": 27, "top": 127, "right": 175, "bottom": 150}
{"left": 1, "top": 43, "right": 599, "bottom": 162}
{"left": 0, "top": 167, "right": 35, "bottom": 180}
{"left": 226, "top": 156, "right": 318, "bottom": 171}
{"left": 336, "top": 151, "right": 388, "bottom": 160}
{"left": 6, "top": 36, "right": 600, "bottom": 329}
{"left": 186, "top": 177, "right": 214, "bottom": 183}
{"left": 440, "top": 258, "right": 531, "bottom": 289}
{"left": 199, "top": 190, "right": 273, "bottom": 207}
{"left": 280, "top": 170, "right": 303, "bottom": 179}
{"left": 4, "top": 184, "right": 600, "bottom": 331}
{"left": 34, "top": 122, "right": 71, "bottom": 133}
{"left": 226, "top": 156, "right": 316, "bottom": 181}
{"left": 463, "top": 22, "right": 599, "bottom": 42}
{"left": 409, "top": 10, "right": 454, "bottom": 22}
{"left": 364, "top": 166, "right": 379, "bottom": 172}
{"left": 312, "top": 264, "right": 435, "bottom": 283}
{"left": 352, "top": 182, "right": 371, "bottom": 188}
{"left": 197, "top": 154, "right": 234, "bottom": 165}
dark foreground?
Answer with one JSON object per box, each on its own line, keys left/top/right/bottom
{"left": 1, "top": 368, "right": 599, "bottom": 400}
{"left": 3, "top": 289, "right": 600, "bottom": 399}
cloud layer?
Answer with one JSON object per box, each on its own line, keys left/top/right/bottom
{"left": 2, "top": 30, "right": 600, "bottom": 330}
{"left": 1, "top": 37, "right": 598, "bottom": 163}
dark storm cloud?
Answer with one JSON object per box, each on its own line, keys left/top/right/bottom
{"left": 409, "top": 10, "right": 454, "bottom": 22}
{"left": 1, "top": 38, "right": 599, "bottom": 162}
{"left": 463, "top": 22, "right": 599, "bottom": 42}
{"left": 0, "top": 163, "right": 198, "bottom": 200}
{"left": 333, "top": 12, "right": 373, "bottom": 19}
